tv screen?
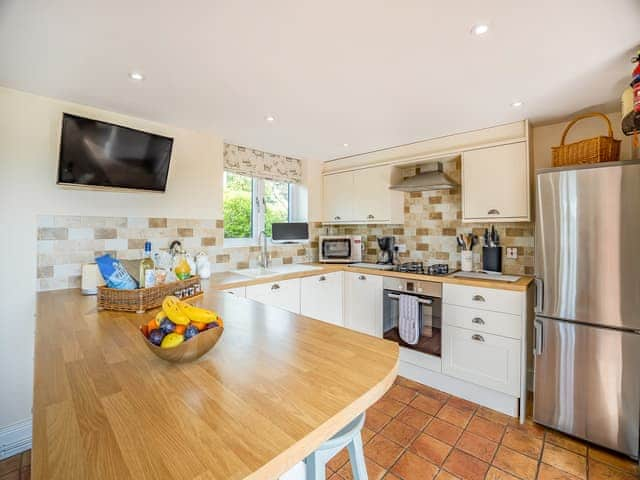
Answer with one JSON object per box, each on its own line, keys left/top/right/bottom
{"left": 57, "top": 113, "right": 173, "bottom": 191}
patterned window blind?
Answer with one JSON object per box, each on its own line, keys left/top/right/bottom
{"left": 223, "top": 143, "right": 303, "bottom": 184}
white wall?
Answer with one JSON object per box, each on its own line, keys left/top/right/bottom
{"left": 532, "top": 112, "right": 635, "bottom": 170}
{"left": 0, "top": 87, "right": 322, "bottom": 435}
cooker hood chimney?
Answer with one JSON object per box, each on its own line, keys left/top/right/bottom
{"left": 389, "top": 162, "right": 458, "bottom": 192}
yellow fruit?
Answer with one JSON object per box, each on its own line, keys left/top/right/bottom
{"left": 178, "top": 302, "right": 217, "bottom": 323}
{"left": 162, "top": 296, "right": 190, "bottom": 325}
{"left": 154, "top": 310, "right": 167, "bottom": 326}
{"left": 160, "top": 333, "right": 184, "bottom": 349}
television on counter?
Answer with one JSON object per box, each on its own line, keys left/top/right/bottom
{"left": 57, "top": 113, "right": 174, "bottom": 191}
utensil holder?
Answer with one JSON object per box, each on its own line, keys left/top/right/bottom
{"left": 482, "top": 246, "right": 502, "bottom": 273}
{"left": 461, "top": 251, "right": 473, "bottom": 272}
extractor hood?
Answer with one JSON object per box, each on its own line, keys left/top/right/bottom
{"left": 389, "top": 162, "right": 458, "bottom": 192}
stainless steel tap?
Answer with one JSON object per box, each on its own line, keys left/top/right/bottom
{"left": 257, "top": 230, "right": 270, "bottom": 268}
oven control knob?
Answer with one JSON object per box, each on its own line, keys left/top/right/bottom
{"left": 418, "top": 287, "right": 423, "bottom": 292}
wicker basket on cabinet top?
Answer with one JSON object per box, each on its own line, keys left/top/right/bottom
{"left": 552, "top": 112, "right": 621, "bottom": 167}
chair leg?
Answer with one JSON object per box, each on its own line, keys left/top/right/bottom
{"left": 347, "top": 433, "right": 368, "bottom": 480}
{"left": 305, "top": 451, "right": 326, "bottom": 480}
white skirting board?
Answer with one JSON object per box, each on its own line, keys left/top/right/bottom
{"left": 399, "top": 361, "right": 519, "bottom": 417}
{"left": 0, "top": 418, "right": 32, "bottom": 460}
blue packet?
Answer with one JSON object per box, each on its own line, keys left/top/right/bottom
{"left": 95, "top": 254, "right": 138, "bottom": 290}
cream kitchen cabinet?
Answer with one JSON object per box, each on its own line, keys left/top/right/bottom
{"left": 246, "top": 278, "right": 301, "bottom": 314}
{"left": 322, "top": 165, "right": 404, "bottom": 223}
{"left": 223, "top": 286, "right": 246, "bottom": 297}
{"left": 462, "top": 141, "right": 530, "bottom": 222}
{"left": 300, "top": 272, "right": 344, "bottom": 326}
{"left": 343, "top": 272, "right": 383, "bottom": 337}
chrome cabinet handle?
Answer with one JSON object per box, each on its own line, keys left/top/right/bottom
{"left": 358, "top": 275, "right": 366, "bottom": 280}
{"left": 367, "top": 214, "right": 374, "bottom": 219}
{"left": 472, "top": 317, "right": 485, "bottom": 325}
{"left": 318, "top": 276, "right": 326, "bottom": 282}
{"left": 534, "top": 277, "right": 544, "bottom": 313}
{"left": 271, "top": 283, "right": 280, "bottom": 290}
{"left": 472, "top": 334, "right": 485, "bottom": 342}
{"left": 472, "top": 295, "right": 485, "bottom": 302}
{"left": 334, "top": 216, "right": 341, "bottom": 220}
{"left": 487, "top": 209, "right": 500, "bottom": 215}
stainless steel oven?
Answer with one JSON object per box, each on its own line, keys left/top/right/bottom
{"left": 319, "top": 235, "right": 363, "bottom": 263}
{"left": 383, "top": 277, "right": 442, "bottom": 356}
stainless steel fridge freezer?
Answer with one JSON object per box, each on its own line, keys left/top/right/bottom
{"left": 534, "top": 160, "right": 640, "bottom": 459}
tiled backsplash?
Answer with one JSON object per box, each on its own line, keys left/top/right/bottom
{"left": 36, "top": 215, "right": 320, "bottom": 291}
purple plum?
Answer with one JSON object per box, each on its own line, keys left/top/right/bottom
{"left": 159, "top": 318, "right": 176, "bottom": 334}
{"left": 148, "top": 329, "right": 165, "bottom": 346}
{"left": 184, "top": 324, "right": 199, "bottom": 340}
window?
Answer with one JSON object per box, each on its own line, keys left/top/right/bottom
{"left": 223, "top": 172, "right": 305, "bottom": 244}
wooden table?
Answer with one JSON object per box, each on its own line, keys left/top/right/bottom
{"left": 32, "top": 289, "right": 398, "bottom": 479}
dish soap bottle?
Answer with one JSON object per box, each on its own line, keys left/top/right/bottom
{"left": 139, "top": 241, "right": 155, "bottom": 288}
{"left": 174, "top": 249, "right": 192, "bottom": 280}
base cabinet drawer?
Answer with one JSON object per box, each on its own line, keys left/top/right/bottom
{"left": 300, "top": 272, "right": 343, "bottom": 326}
{"left": 443, "top": 304, "right": 521, "bottom": 339}
{"left": 223, "top": 286, "right": 246, "bottom": 298}
{"left": 443, "top": 325, "right": 520, "bottom": 396}
{"left": 246, "top": 278, "right": 301, "bottom": 314}
{"left": 444, "top": 283, "right": 521, "bottom": 315}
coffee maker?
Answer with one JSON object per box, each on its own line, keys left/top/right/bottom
{"left": 377, "top": 236, "right": 395, "bottom": 264}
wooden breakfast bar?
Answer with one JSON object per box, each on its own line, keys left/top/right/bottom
{"left": 32, "top": 288, "right": 399, "bottom": 480}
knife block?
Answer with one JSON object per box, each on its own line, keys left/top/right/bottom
{"left": 482, "top": 246, "right": 502, "bottom": 273}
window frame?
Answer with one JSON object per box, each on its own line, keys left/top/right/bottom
{"left": 223, "top": 173, "right": 298, "bottom": 247}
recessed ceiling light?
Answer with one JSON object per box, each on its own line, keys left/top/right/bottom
{"left": 511, "top": 100, "right": 524, "bottom": 108}
{"left": 471, "top": 24, "right": 489, "bottom": 36}
{"left": 129, "top": 71, "right": 144, "bottom": 81}
{"left": 265, "top": 115, "right": 276, "bottom": 123}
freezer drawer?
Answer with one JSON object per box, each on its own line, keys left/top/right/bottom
{"left": 533, "top": 316, "right": 640, "bottom": 459}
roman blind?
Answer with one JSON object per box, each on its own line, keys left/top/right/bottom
{"left": 224, "top": 143, "right": 303, "bottom": 184}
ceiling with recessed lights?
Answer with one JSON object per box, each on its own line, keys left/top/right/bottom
{"left": 0, "top": 0, "right": 638, "bottom": 161}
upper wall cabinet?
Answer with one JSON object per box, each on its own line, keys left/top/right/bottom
{"left": 323, "top": 165, "right": 404, "bottom": 224}
{"left": 462, "top": 142, "right": 530, "bottom": 222}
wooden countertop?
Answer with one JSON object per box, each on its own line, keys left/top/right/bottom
{"left": 33, "top": 289, "right": 399, "bottom": 480}
{"left": 209, "top": 264, "right": 534, "bottom": 292}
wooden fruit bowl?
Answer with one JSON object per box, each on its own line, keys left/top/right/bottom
{"left": 139, "top": 326, "right": 224, "bottom": 363}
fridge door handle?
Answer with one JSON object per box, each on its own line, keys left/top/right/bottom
{"left": 534, "top": 319, "right": 543, "bottom": 356}
{"left": 534, "top": 277, "right": 544, "bottom": 313}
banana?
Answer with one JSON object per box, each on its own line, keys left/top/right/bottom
{"left": 178, "top": 302, "right": 218, "bottom": 323}
{"left": 162, "top": 296, "right": 190, "bottom": 325}
{"left": 155, "top": 310, "right": 167, "bottom": 326}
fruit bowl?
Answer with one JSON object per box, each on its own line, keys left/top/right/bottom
{"left": 139, "top": 324, "right": 223, "bottom": 363}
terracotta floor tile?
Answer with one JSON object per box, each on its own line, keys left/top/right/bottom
{"left": 486, "top": 466, "right": 520, "bottom": 480}
{"left": 544, "top": 432, "right": 586, "bottom": 456}
{"left": 475, "top": 406, "right": 511, "bottom": 426}
{"left": 396, "top": 405, "right": 432, "bottom": 430}
{"left": 445, "top": 396, "right": 478, "bottom": 412}
{"left": 587, "top": 459, "right": 639, "bottom": 480}
{"left": 396, "top": 377, "right": 450, "bottom": 402}
{"left": 436, "top": 470, "right": 461, "bottom": 480}
{"left": 410, "top": 393, "right": 445, "bottom": 416}
{"left": 337, "top": 457, "right": 386, "bottom": 480}
{"left": 442, "top": 449, "right": 489, "bottom": 480}
{"left": 381, "top": 418, "right": 420, "bottom": 447}
{"left": 362, "top": 427, "right": 376, "bottom": 444}
{"left": 424, "top": 418, "right": 463, "bottom": 446}
{"left": 328, "top": 472, "right": 346, "bottom": 480}
{"left": 588, "top": 447, "right": 639, "bottom": 475}
{"left": 466, "top": 415, "right": 505, "bottom": 443}
{"left": 327, "top": 447, "right": 350, "bottom": 471}
{"left": 364, "top": 434, "right": 405, "bottom": 469}
{"left": 502, "top": 427, "right": 543, "bottom": 459}
{"left": 383, "top": 474, "right": 403, "bottom": 480}
{"left": 366, "top": 408, "right": 393, "bottom": 432}
{"left": 391, "top": 450, "right": 439, "bottom": 480}
{"left": 537, "top": 463, "right": 582, "bottom": 480}
{"left": 0, "top": 456, "right": 20, "bottom": 477}
{"left": 508, "top": 419, "right": 546, "bottom": 440}
{"left": 541, "top": 444, "right": 586, "bottom": 479}
{"left": 385, "top": 384, "right": 418, "bottom": 404}
{"left": 410, "top": 433, "right": 453, "bottom": 465}
{"left": 373, "top": 396, "right": 408, "bottom": 417}
{"left": 456, "top": 431, "right": 498, "bottom": 463}
{"left": 493, "top": 446, "right": 538, "bottom": 480}
{"left": 436, "top": 404, "right": 473, "bottom": 428}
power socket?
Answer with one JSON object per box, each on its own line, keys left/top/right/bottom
{"left": 506, "top": 247, "right": 518, "bottom": 259}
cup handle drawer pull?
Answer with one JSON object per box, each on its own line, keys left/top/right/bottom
{"left": 472, "top": 295, "right": 486, "bottom": 302}
{"left": 318, "top": 276, "right": 327, "bottom": 282}
{"left": 271, "top": 283, "right": 280, "bottom": 290}
{"left": 334, "top": 216, "right": 341, "bottom": 220}
{"left": 472, "top": 334, "right": 485, "bottom": 342}
{"left": 472, "top": 317, "right": 485, "bottom": 325}
{"left": 358, "top": 275, "right": 366, "bottom": 280}
{"left": 488, "top": 209, "right": 500, "bottom": 215}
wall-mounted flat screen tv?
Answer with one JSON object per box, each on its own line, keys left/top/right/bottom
{"left": 57, "top": 113, "right": 174, "bottom": 191}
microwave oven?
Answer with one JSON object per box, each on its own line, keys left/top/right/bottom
{"left": 319, "top": 235, "right": 363, "bottom": 263}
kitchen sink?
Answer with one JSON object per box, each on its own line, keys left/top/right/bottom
{"left": 268, "top": 264, "right": 322, "bottom": 274}
{"left": 232, "top": 267, "right": 279, "bottom": 278}
{"left": 232, "top": 264, "right": 322, "bottom": 278}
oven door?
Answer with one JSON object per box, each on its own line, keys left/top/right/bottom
{"left": 383, "top": 290, "right": 442, "bottom": 357}
{"left": 321, "top": 238, "right": 352, "bottom": 261}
